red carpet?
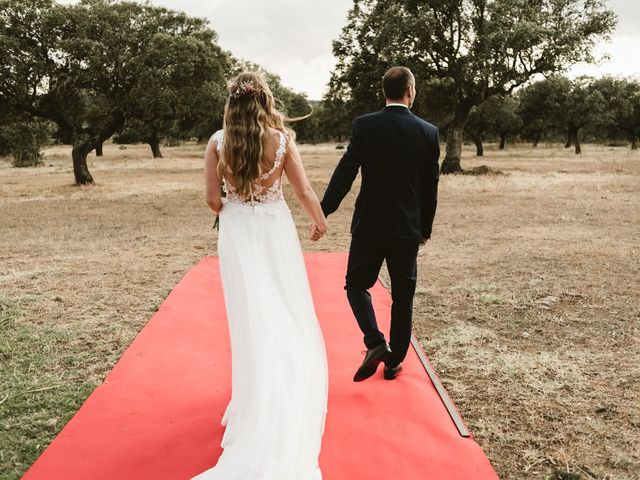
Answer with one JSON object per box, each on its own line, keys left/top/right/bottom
{"left": 22, "top": 252, "right": 497, "bottom": 480}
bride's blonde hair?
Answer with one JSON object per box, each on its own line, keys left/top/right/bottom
{"left": 218, "top": 71, "right": 300, "bottom": 198}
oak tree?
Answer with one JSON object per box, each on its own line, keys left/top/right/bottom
{"left": 329, "top": 0, "right": 616, "bottom": 172}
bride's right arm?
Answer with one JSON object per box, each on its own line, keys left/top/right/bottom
{"left": 204, "top": 135, "right": 223, "bottom": 213}
{"left": 283, "top": 139, "right": 328, "bottom": 240}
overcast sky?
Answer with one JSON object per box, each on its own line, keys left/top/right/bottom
{"left": 146, "top": 0, "right": 354, "bottom": 100}
{"left": 67, "top": 0, "right": 640, "bottom": 99}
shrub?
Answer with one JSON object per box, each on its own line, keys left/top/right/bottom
{"left": 0, "top": 120, "right": 53, "bottom": 167}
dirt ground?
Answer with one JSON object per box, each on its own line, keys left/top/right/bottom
{"left": 1, "top": 141, "right": 638, "bottom": 479}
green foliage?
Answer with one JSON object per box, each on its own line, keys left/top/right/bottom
{"left": 466, "top": 95, "right": 523, "bottom": 152}
{"left": 124, "top": 23, "right": 231, "bottom": 151}
{"left": 0, "top": 116, "right": 54, "bottom": 167}
{"left": 1, "top": 0, "right": 320, "bottom": 171}
{"left": 517, "top": 77, "right": 572, "bottom": 145}
{"left": 533, "top": 76, "right": 609, "bottom": 153}
{"left": 590, "top": 77, "right": 640, "bottom": 147}
{"left": 328, "top": 0, "right": 617, "bottom": 171}
{"left": 0, "top": 0, "right": 231, "bottom": 180}
{"left": 564, "top": 77, "right": 609, "bottom": 128}
{"left": 516, "top": 75, "right": 640, "bottom": 152}
{"left": 317, "top": 95, "right": 352, "bottom": 142}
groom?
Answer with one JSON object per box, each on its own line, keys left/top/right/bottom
{"left": 320, "top": 66, "right": 440, "bottom": 382}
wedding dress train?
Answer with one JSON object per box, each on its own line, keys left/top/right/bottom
{"left": 191, "top": 130, "right": 329, "bottom": 480}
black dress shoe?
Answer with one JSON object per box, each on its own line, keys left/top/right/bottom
{"left": 353, "top": 342, "right": 391, "bottom": 382}
{"left": 383, "top": 363, "right": 403, "bottom": 380}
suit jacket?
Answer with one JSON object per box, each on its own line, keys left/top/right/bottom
{"left": 320, "top": 105, "right": 440, "bottom": 240}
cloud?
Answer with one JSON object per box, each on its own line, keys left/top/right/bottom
{"left": 570, "top": 35, "right": 640, "bottom": 80}
{"left": 570, "top": 0, "right": 640, "bottom": 79}
{"left": 150, "top": 0, "right": 353, "bottom": 99}
{"left": 608, "top": 0, "right": 640, "bottom": 36}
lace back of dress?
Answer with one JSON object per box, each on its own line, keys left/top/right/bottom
{"left": 213, "top": 129, "right": 286, "bottom": 205}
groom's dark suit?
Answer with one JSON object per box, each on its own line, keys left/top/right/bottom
{"left": 320, "top": 104, "right": 440, "bottom": 367}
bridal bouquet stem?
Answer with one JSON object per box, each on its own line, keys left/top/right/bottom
{"left": 213, "top": 185, "right": 226, "bottom": 230}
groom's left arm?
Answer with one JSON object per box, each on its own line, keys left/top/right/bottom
{"left": 420, "top": 127, "right": 441, "bottom": 241}
{"left": 320, "top": 118, "right": 364, "bottom": 217}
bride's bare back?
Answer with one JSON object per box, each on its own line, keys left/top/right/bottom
{"left": 213, "top": 127, "right": 287, "bottom": 204}
{"left": 204, "top": 125, "right": 328, "bottom": 241}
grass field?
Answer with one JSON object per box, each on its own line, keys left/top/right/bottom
{"left": 1, "top": 141, "right": 638, "bottom": 480}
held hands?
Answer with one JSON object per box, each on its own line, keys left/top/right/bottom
{"left": 309, "top": 220, "right": 328, "bottom": 242}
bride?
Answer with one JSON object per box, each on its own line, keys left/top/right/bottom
{"left": 192, "top": 71, "right": 329, "bottom": 480}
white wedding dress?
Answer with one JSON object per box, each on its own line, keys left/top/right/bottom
{"left": 191, "top": 129, "right": 329, "bottom": 480}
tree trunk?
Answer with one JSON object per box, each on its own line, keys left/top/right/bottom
{"left": 72, "top": 141, "right": 95, "bottom": 184}
{"left": 470, "top": 133, "right": 483, "bottom": 156}
{"left": 565, "top": 128, "right": 574, "bottom": 148}
{"left": 70, "top": 111, "right": 125, "bottom": 184}
{"left": 532, "top": 131, "right": 541, "bottom": 148}
{"left": 574, "top": 130, "right": 582, "bottom": 154}
{"left": 499, "top": 133, "right": 506, "bottom": 150}
{"left": 144, "top": 126, "right": 163, "bottom": 158}
{"left": 95, "top": 140, "right": 103, "bottom": 157}
{"left": 442, "top": 124, "right": 463, "bottom": 173}
{"left": 631, "top": 135, "right": 638, "bottom": 150}
{"left": 149, "top": 138, "right": 163, "bottom": 158}
{"left": 442, "top": 103, "right": 472, "bottom": 174}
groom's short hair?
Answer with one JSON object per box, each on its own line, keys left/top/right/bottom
{"left": 383, "top": 67, "right": 415, "bottom": 100}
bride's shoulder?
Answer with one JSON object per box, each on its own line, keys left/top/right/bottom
{"left": 209, "top": 129, "right": 224, "bottom": 150}
{"left": 211, "top": 129, "right": 224, "bottom": 140}
{"left": 266, "top": 127, "right": 290, "bottom": 148}
{"left": 265, "top": 127, "right": 284, "bottom": 139}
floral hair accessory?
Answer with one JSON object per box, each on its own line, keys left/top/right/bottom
{"left": 228, "top": 80, "right": 260, "bottom": 99}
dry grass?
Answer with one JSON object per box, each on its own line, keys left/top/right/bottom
{"left": 0, "top": 141, "right": 639, "bottom": 479}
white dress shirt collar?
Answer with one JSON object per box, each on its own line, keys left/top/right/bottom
{"left": 385, "top": 103, "right": 410, "bottom": 108}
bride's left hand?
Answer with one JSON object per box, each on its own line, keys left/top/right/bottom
{"left": 206, "top": 197, "right": 223, "bottom": 214}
